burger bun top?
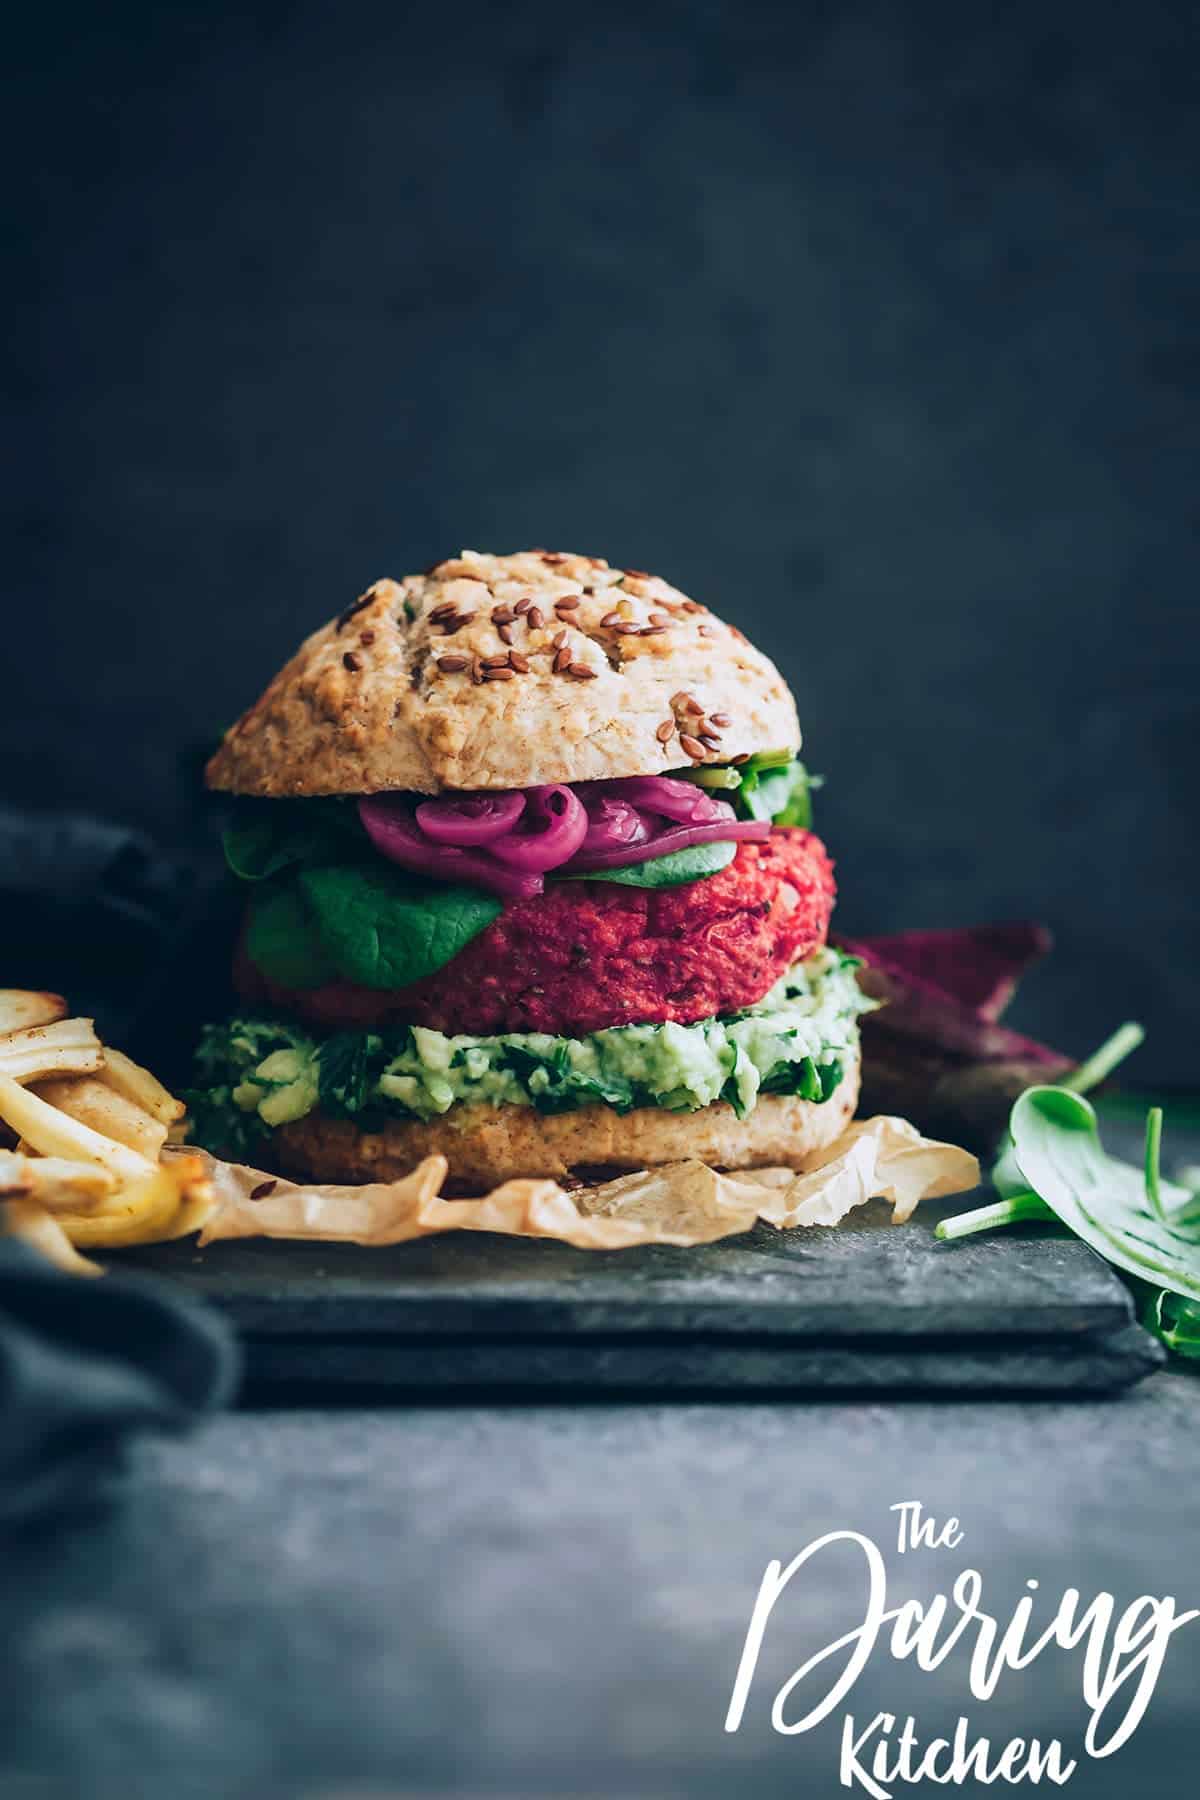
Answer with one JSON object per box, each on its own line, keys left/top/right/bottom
{"left": 206, "top": 548, "right": 800, "bottom": 796}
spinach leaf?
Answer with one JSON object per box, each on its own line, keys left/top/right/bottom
{"left": 245, "top": 884, "right": 339, "bottom": 989}
{"left": 937, "top": 1072, "right": 1200, "bottom": 1359}
{"left": 937, "top": 1020, "right": 1153, "bottom": 1249}
{"left": 223, "top": 798, "right": 362, "bottom": 882}
{"left": 193, "top": 1015, "right": 311, "bottom": 1078}
{"left": 571, "top": 840, "right": 737, "bottom": 889}
{"left": 299, "top": 863, "right": 501, "bottom": 990}
{"left": 983, "top": 1021, "right": 1146, "bottom": 1204}
{"left": 1003, "top": 1088, "right": 1200, "bottom": 1301}
{"left": 1141, "top": 1289, "right": 1200, "bottom": 1359}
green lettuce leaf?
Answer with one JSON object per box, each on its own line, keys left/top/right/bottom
{"left": 682, "top": 754, "right": 822, "bottom": 827}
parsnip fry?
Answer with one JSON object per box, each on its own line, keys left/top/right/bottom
{"left": 33, "top": 1076, "right": 168, "bottom": 1161}
{"left": 53, "top": 1167, "right": 189, "bottom": 1248}
{"left": 0, "top": 1073, "right": 151, "bottom": 1182}
{"left": 0, "top": 991, "right": 67, "bottom": 1037}
{"left": 0, "top": 1150, "right": 32, "bottom": 1196}
{"left": 0, "top": 998, "right": 211, "bottom": 1268}
{"left": 99, "top": 1046, "right": 186, "bottom": 1125}
{"left": 4, "top": 1199, "right": 104, "bottom": 1277}
{"left": 150, "top": 1186, "right": 218, "bottom": 1240}
{"left": 0, "top": 1149, "right": 117, "bottom": 1209}
{"left": 126, "top": 1155, "right": 217, "bottom": 1243}
{"left": 0, "top": 1018, "right": 104, "bottom": 1083}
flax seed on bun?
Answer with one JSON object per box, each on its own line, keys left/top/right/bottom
{"left": 205, "top": 550, "right": 800, "bottom": 798}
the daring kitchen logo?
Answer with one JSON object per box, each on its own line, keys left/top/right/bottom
{"left": 725, "top": 1501, "right": 1196, "bottom": 1793}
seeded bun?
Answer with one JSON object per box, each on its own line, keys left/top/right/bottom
{"left": 205, "top": 549, "right": 800, "bottom": 796}
{"left": 274, "top": 1052, "right": 860, "bottom": 1190}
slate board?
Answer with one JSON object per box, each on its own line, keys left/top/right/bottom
{"left": 110, "top": 1189, "right": 1165, "bottom": 1397}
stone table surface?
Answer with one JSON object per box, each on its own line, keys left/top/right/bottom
{"left": 3, "top": 1373, "right": 1198, "bottom": 1799}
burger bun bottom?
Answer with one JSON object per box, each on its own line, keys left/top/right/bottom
{"left": 276, "top": 1047, "right": 860, "bottom": 1191}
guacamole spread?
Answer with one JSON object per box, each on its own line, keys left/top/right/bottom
{"left": 187, "top": 947, "right": 870, "bottom": 1157}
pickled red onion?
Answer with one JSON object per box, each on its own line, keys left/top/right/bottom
{"left": 604, "top": 775, "right": 735, "bottom": 827}
{"left": 578, "top": 792, "right": 654, "bottom": 857}
{"left": 359, "top": 775, "right": 769, "bottom": 899}
{"left": 487, "top": 785, "right": 588, "bottom": 871}
{"left": 358, "top": 796, "right": 542, "bottom": 899}
{"left": 566, "top": 817, "right": 769, "bottom": 872}
{"left": 415, "top": 791, "right": 525, "bottom": 845}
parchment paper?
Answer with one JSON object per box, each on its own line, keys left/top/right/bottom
{"left": 190, "top": 1116, "right": 979, "bottom": 1252}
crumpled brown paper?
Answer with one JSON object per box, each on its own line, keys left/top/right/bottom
{"left": 188, "top": 1115, "right": 979, "bottom": 1252}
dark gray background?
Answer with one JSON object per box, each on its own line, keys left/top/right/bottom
{"left": 4, "top": 0, "right": 1198, "bottom": 1080}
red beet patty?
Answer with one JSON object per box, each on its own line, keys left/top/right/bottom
{"left": 236, "top": 828, "right": 836, "bottom": 1036}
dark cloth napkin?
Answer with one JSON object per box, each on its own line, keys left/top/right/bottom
{"left": 0, "top": 802, "right": 238, "bottom": 1082}
{"left": 0, "top": 1241, "right": 238, "bottom": 1527}
{"left": 1, "top": 805, "right": 240, "bottom": 1525}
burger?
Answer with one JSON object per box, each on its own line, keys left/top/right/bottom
{"left": 191, "top": 549, "right": 871, "bottom": 1188}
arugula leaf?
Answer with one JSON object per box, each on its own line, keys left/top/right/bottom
{"left": 773, "top": 765, "right": 823, "bottom": 828}
{"left": 245, "top": 884, "right": 339, "bottom": 989}
{"left": 761, "top": 1056, "right": 820, "bottom": 1101}
{"left": 317, "top": 1032, "right": 377, "bottom": 1115}
{"left": 500, "top": 1042, "right": 635, "bottom": 1112}
{"left": 682, "top": 754, "right": 822, "bottom": 827}
{"left": 573, "top": 841, "right": 737, "bottom": 888}
{"left": 501, "top": 1044, "right": 553, "bottom": 1084}
{"left": 534, "top": 1071, "right": 637, "bottom": 1114}
{"left": 299, "top": 863, "right": 501, "bottom": 990}
{"left": 818, "top": 1057, "right": 845, "bottom": 1103}
{"left": 193, "top": 1016, "right": 309, "bottom": 1079}
{"left": 759, "top": 1056, "right": 845, "bottom": 1104}
{"left": 743, "top": 763, "right": 806, "bottom": 824}
{"left": 180, "top": 1085, "right": 271, "bottom": 1160}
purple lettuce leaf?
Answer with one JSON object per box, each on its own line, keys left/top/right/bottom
{"left": 839, "top": 922, "right": 1070, "bottom": 1068}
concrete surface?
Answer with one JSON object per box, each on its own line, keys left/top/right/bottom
{"left": 3, "top": 1374, "right": 1197, "bottom": 1798}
